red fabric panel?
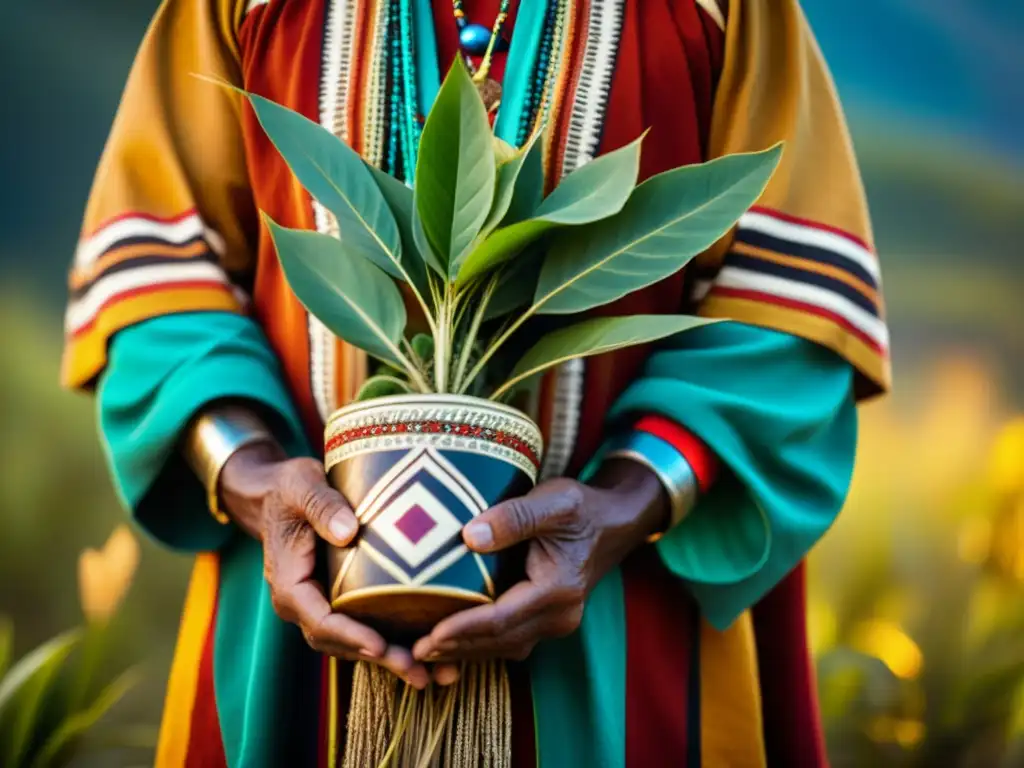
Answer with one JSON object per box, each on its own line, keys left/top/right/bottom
{"left": 623, "top": 549, "right": 697, "bottom": 767}
{"left": 697, "top": 5, "right": 725, "bottom": 78}
{"left": 510, "top": 661, "right": 537, "bottom": 768}
{"left": 751, "top": 562, "right": 829, "bottom": 767}
{"left": 670, "top": 0, "right": 716, "bottom": 154}
{"left": 634, "top": 0, "right": 702, "bottom": 175}
{"left": 633, "top": 415, "right": 720, "bottom": 493}
{"left": 237, "top": 0, "right": 328, "bottom": 444}
{"left": 569, "top": 0, "right": 715, "bottom": 474}
{"left": 184, "top": 587, "right": 228, "bottom": 768}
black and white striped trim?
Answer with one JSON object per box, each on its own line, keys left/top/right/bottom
{"left": 558, "top": 0, "right": 625, "bottom": 175}
{"left": 707, "top": 209, "right": 889, "bottom": 353}
{"left": 73, "top": 212, "right": 225, "bottom": 269}
{"left": 542, "top": 0, "right": 623, "bottom": 480}
{"left": 308, "top": 0, "right": 359, "bottom": 424}
{"left": 65, "top": 213, "right": 233, "bottom": 335}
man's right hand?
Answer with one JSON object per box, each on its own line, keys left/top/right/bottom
{"left": 218, "top": 442, "right": 457, "bottom": 688}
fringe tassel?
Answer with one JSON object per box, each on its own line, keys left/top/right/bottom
{"left": 339, "top": 660, "right": 511, "bottom": 768}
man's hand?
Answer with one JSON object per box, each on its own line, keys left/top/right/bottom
{"left": 411, "top": 460, "right": 668, "bottom": 663}
{"left": 219, "top": 442, "right": 452, "bottom": 687}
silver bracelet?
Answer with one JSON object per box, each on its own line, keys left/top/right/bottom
{"left": 183, "top": 405, "right": 277, "bottom": 524}
{"left": 604, "top": 431, "right": 699, "bottom": 543}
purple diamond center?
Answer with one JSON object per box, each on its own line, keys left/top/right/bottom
{"left": 394, "top": 504, "right": 436, "bottom": 544}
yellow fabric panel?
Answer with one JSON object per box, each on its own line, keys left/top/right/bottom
{"left": 700, "top": 611, "right": 767, "bottom": 768}
{"left": 63, "top": 0, "right": 254, "bottom": 390}
{"left": 76, "top": 0, "right": 253, "bottom": 267}
{"left": 709, "top": 0, "right": 874, "bottom": 251}
{"left": 62, "top": 286, "right": 241, "bottom": 388}
{"left": 694, "top": 0, "right": 891, "bottom": 398}
{"left": 155, "top": 553, "right": 220, "bottom": 768}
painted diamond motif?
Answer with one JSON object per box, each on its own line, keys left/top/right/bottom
{"left": 394, "top": 504, "right": 435, "bottom": 544}
{"left": 369, "top": 481, "right": 464, "bottom": 569}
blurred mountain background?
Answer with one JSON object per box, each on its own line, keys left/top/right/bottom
{"left": 0, "top": 1, "right": 1022, "bottom": 765}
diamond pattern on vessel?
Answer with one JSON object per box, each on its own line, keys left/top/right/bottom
{"left": 394, "top": 504, "right": 435, "bottom": 545}
{"left": 369, "top": 481, "right": 464, "bottom": 569}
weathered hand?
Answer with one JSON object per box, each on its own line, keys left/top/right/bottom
{"left": 219, "top": 442, "right": 455, "bottom": 687}
{"left": 411, "top": 460, "right": 668, "bottom": 663}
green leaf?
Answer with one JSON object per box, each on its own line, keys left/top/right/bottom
{"left": 30, "top": 666, "right": 141, "bottom": 768}
{"left": 410, "top": 333, "right": 435, "bottom": 363}
{"left": 495, "top": 315, "right": 718, "bottom": 399}
{"left": 362, "top": 163, "right": 433, "bottom": 294}
{"left": 236, "top": 88, "right": 424, "bottom": 294}
{"left": 0, "top": 618, "right": 12, "bottom": 682}
{"left": 355, "top": 375, "right": 412, "bottom": 401}
{"left": 0, "top": 629, "right": 82, "bottom": 768}
{"left": 456, "top": 134, "right": 644, "bottom": 285}
{"left": 504, "top": 132, "right": 545, "bottom": 225}
{"left": 412, "top": 205, "right": 446, "bottom": 278}
{"left": 478, "top": 130, "right": 544, "bottom": 240}
{"left": 534, "top": 145, "right": 782, "bottom": 314}
{"left": 484, "top": 249, "right": 544, "bottom": 321}
{"left": 266, "top": 218, "right": 407, "bottom": 366}
{"left": 66, "top": 623, "right": 107, "bottom": 719}
{"left": 415, "top": 59, "right": 496, "bottom": 275}
{"left": 533, "top": 132, "right": 644, "bottom": 223}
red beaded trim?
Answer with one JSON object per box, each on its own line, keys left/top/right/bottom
{"left": 326, "top": 419, "right": 541, "bottom": 469}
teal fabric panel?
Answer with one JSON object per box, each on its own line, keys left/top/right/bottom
{"left": 530, "top": 568, "right": 627, "bottom": 768}
{"left": 608, "top": 321, "right": 857, "bottom": 630}
{"left": 97, "top": 312, "right": 308, "bottom": 551}
{"left": 99, "top": 311, "right": 315, "bottom": 768}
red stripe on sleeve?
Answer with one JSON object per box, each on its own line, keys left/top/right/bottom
{"left": 633, "top": 415, "right": 719, "bottom": 493}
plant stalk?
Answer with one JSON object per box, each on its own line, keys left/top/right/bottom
{"left": 452, "top": 273, "right": 499, "bottom": 393}
{"left": 457, "top": 295, "right": 542, "bottom": 395}
{"left": 433, "top": 283, "right": 454, "bottom": 393}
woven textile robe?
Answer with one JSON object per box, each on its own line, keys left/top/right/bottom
{"left": 62, "top": 0, "right": 889, "bottom": 764}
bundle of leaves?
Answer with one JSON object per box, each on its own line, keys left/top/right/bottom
{"left": 233, "top": 60, "right": 781, "bottom": 403}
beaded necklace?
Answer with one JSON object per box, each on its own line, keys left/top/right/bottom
{"left": 452, "top": 0, "right": 513, "bottom": 112}
{"left": 381, "top": 0, "right": 565, "bottom": 181}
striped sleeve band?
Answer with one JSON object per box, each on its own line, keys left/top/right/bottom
{"left": 698, "top": 207, "right": 891, "bottom": 398}
{"left": 62, "top": 210, "right": 244, "bottom": 389}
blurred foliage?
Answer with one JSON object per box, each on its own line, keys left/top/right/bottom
{"left": 811, "top": 357, "right": 1024, "bottom": 766}
{"left": 0, "top": 526, "right": 147, "bottom": 767}
{"left": 0, "top": 291, "right": 188, "bottom": 766}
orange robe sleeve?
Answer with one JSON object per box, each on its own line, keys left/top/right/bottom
{"left": 696, "top": 0, "right": 890, "bottom": 400}
{"left": 62, "top": 0, "right": 254, "bottom": 389}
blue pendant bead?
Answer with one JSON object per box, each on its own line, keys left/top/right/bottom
{"left": 459, "top": 23, "right": 509, "bottom": 55}
{"left": 459, "top": 23, "right": 491, "bottom": 55}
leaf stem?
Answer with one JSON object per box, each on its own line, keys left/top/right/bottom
{"left": 457, "top": 294, "right": 542, "bottom": 395}
{"left": 400, "top": 337, "right": 431, "bottom": 384}
{"left": 433, "top": 282, "right": 454, "bottom": 393}
{"left": 452, "top": 273, "right": 498, "bottom": 393}
{"left": 392, "top": 348, "right": 432, "bottom": 393}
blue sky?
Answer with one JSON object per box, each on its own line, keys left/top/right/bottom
{"left": 804, "top": 0, "right": 1024, "bottom": 163}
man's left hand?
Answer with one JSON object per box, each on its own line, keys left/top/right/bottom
{"left": 411, "top": 460, "right": 668, "bottom": 664}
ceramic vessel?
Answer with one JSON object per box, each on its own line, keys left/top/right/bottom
{"left": 324, "top": 394, "right": 543, "bottom": 639}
